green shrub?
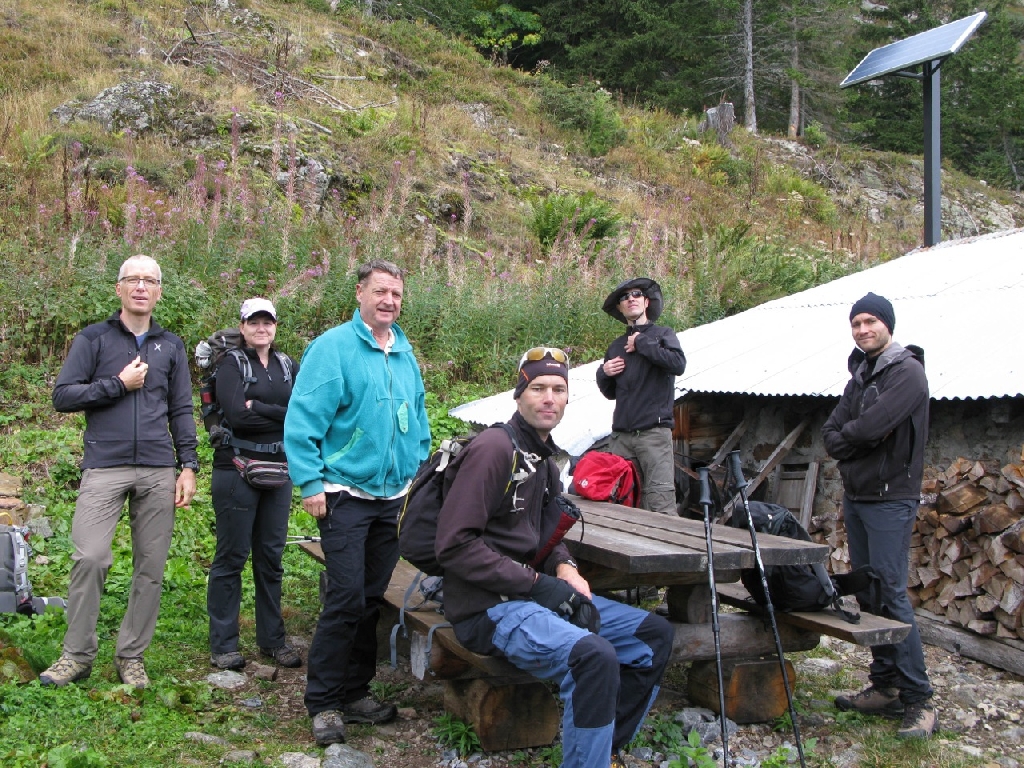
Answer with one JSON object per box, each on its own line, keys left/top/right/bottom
{"left": 432, "top": 713, "right": 481, "bottom": 757}
{"left": 765, "top": 167, "right": 838, "bottom": 225}
{"left": 803, "top": 121, "right": 828, "bottom": 148}
{"left": 528, "top": 191, "right": 620, "bottom": 251}
{"left": 537, "top": 78, "right": 627, "bottom": 156}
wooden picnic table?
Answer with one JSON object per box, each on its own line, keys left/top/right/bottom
{"left": 562, "top": 495, "right": 828, "bottom": 590}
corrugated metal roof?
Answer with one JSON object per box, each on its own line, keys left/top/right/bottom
{"left": 451, "top": 228, "right": 1024, "bottom": 450}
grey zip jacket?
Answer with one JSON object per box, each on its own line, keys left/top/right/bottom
{"left": 822, "top": 342, "right": 928, "bottom": 501}
{"left": 53, "top": 311, "right": 198, "bottom": 470}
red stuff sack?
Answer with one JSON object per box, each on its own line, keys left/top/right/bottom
{"left": 572, "top": 452, "right": 641, "bottom": 507}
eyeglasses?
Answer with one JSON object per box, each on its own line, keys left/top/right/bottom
{"left": 619, "top": 289, "right": 645, "bottom": 302}
{"left": 120, "top": 276, "right": 161, "bottom": 288}
{"left": 519, "top": 347, "right": 570, "bottom": 367}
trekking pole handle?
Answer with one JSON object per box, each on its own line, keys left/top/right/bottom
{"left": 698, "top": 467, "right": 713, "bottom": 507}
{"left": 727, "top": 450, "right": 749, "bottom": 491}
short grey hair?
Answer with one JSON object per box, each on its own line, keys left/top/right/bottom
{"left": 357, "top": 259, "right": 404, "bottom": 284}
{"left": 117, "top": 254, "right": 162, "bottom": 283}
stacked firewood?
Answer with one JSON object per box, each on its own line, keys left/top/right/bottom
{"left": 911, "top": 452, "right": 1024, "bottom": 641}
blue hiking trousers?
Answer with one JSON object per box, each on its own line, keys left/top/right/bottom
{"left": 485, "top": 595, "right": 673, "bottom": 768}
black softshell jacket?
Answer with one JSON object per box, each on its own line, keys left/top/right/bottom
{"left": 822, "top": 342, "right": 928, "bottom": 501}
{"left": 596, "top": 323, "right": 686, "bottom": 432}
{"left": 53, "top": 312, "right": 198, "bottom": 470}
{"left": 435, "top": 412, "right": 570, "bottom": 625}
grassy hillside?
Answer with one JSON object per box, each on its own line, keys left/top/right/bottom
{"left": 2, "top": 0, "right": 1020, "bottom": 399}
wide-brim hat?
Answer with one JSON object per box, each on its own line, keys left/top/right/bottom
{"left": 602, "top": 278, "right": 663, "bottom": 324}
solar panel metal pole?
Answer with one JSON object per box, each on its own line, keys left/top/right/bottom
{"left": 923, "top": 59, "right": 941, "bottom": 246}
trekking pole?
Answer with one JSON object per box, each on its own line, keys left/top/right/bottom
{"left": 726, "top": 451, "right": 806, "bottom": 768}
{"left": 285, "top": 534, "right": 322, "bottom": 545}
{"left": 698, "top": 467, "right": 729, "bottom": 765}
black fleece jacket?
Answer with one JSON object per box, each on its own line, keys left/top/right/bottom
{"left": 212, "top": 347, "right": 297, "bottom": 470}
{"left": 53, "top": 312, "right": 198, "bottom": 470}
{"left": 596, "top": 322, "right": 686, "bottom": 432}
{"left": 822, "top": 342, "right": 928, "bottom": 501}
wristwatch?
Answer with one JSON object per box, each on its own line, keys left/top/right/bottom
{"left": 180, "top": 460, "right": 200, "bottom": 472}
{"left": 560, "top": 558, "right": 579, "bottom": 570}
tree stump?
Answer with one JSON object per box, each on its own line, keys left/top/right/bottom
{"left": 699, "top": 103, "right": 735, "bottom": 145}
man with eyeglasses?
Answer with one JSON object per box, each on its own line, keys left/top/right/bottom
{"left": 284, "top": 259, "right": 431, "bottom": 746}
{"left": 41, "top": 254, "right": 198, "bottom": 690}
{"left": 436, "top": 348, "right": 674, "bottom": 768}
{"left": 597, "top": 278, "right": 686, "bottom": 515}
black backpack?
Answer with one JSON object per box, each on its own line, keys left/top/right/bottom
{"left": 737, "top": 501, "right": 878, "bottom": 623}
{"left": 195, "top": 329, "right": 292, "bottom": 453}
{"left": 398, "top": 423, "right": 583, "bottom": 578}
{"left": 398, "top": 423, "right": 536, "bottom": 577}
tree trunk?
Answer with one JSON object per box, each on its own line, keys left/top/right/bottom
{"left": 743, "top": 0, "right": 757, "bottom": 133}
{"left": 788, "top": 20, "right": 800, "bottom": 138}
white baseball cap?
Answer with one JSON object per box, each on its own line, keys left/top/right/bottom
{"left": 240, "top": 297, "right": 278, "bottom": 321}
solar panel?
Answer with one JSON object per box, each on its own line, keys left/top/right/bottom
{"left": 840, "top": 11, "right": 987, "bottom": 88}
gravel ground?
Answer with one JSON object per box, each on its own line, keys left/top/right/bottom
{"left": 202, "top": 632, "right": 1024, "bottom": 768}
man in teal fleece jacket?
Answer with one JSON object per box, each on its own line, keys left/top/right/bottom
{"left": 284, "top": 259, "right": 430, "bottom": 747}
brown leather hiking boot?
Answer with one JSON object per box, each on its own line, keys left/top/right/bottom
{"left": 39, "top": 655, "right": 93, "bottom": 687}
{"left": 114, "top": 656, "right": 149, "bottom": 689}
{"left": 834, "top": 685, "right": 903, "bottom": 718}
{"left": 897, "top": 701, "right": 937, "bottom": 739}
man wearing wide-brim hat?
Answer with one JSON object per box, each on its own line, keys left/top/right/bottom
{"left": 596, "top": 278, "right": 686, "bottom": 515}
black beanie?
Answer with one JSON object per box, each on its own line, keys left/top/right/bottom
{"left": 849, "top": 292, "right": 895, "bottom": 334}
{"left": 514, "top": 356, "right": 569, "bottom": 399}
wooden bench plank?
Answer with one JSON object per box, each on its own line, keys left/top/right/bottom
{"left": 717, "top": 582, "right": 912, "bottom": 646}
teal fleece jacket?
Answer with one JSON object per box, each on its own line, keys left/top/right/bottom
{"left": 284, "top": 310, "right": 431, "bottom": 499}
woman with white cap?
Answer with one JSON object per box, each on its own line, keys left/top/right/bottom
{"left": 208, "top": 298, "right": 301, "bottom": 670}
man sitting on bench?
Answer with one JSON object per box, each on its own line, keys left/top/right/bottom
{"left": 435, "top": 347, "right": 674, "bottom": 768}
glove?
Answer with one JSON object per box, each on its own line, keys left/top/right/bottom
{"left": 529, "top": 573, "right": 579, "bottom": 619}
{"left": 572, "top": 597, "right": 602, "bottom": 634}
{"left": 530, "top": 574, "right": 601, "bottom": 633}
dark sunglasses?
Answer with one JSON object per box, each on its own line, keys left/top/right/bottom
{"left": 519, "top": 346, "right": 570, "bottom": 366}
{"left": 619, "top": 289, "right": 645, "bottom": 302}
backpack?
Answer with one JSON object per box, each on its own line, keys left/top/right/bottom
{"left": 398, "top": 423, "right": 583, "bottom": 578}
{"left": 195, "top": 329, "right": 292, "bottom": 453}
{"left": 737, "top": 501, "right": 878, "bottom": 623}
{"left": 571, "top": 451, "right": 641, "bottom": 507}
{"left": 398, "top": 423, "right": 534, "bottom": 577}
{"left": 1, "top": 524, "right": 65, "bottom": 615}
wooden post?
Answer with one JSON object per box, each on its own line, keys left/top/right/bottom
{"left": 688, "top": 658, "right": 797, "bottom": 723}
{"left": 444, "top": 677, "right": 560, "bottom": 752}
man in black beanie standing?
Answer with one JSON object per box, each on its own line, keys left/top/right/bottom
{"left": 597, "top": 278, "right": 686, "bottom": 514}
{"left": 822, "top": 292, "right": 936, "bottom": 739}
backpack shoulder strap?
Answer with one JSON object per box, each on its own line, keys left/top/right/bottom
{"left": 272, "top": 351, "right": 293, "bottom": 385}
{"left": 225, "top": 348, "right": 256, "bottom": 391}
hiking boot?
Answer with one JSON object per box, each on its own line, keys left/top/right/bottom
{"left": 835, "top": 685, "right": 903, "bottom": 718}
{"left": 341, "top": 696, "right": 397, "bottom": 724}
{"left": 114, "top": 656, "right": 149, "bottom": 689}
{"left": 259, "top": 644, "right": 302, "bottom": 668}
{"left": 610, "top": 753, "right": 627, "bottom": 768}
{"left": 39, "top": 655, "right": 92, "bottom": 687}
{"left": 311, "top": 710, "right": 346, "bottom": 746}
{"left": 210, "top": 651, "right": 246, "bottom": 670}
{"left": 897, "top": 700, "right": 937, "bottom": 739}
